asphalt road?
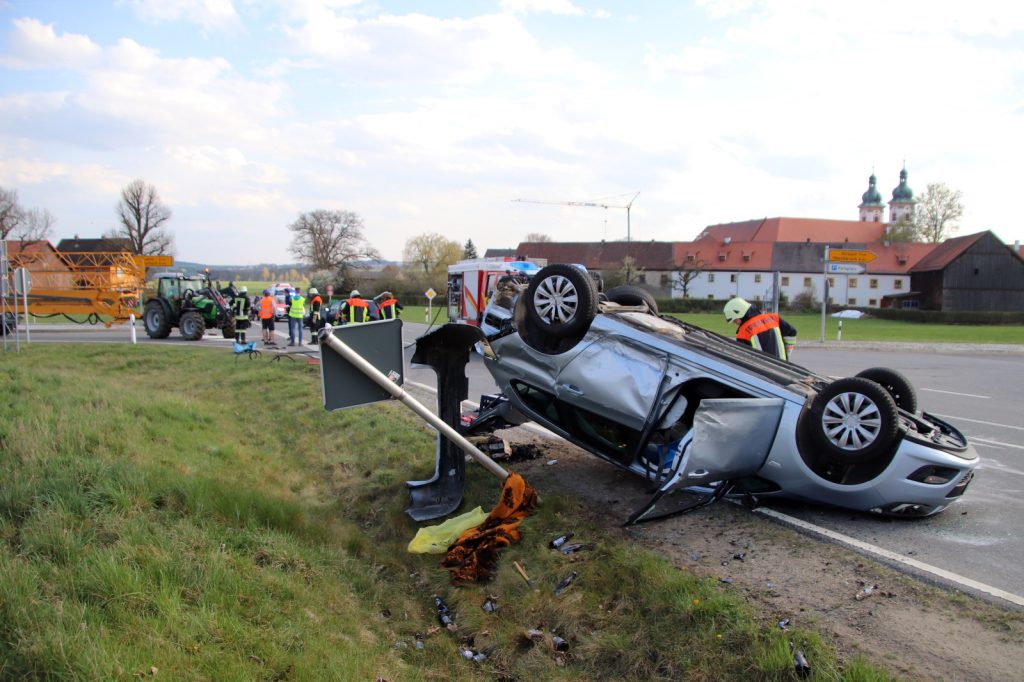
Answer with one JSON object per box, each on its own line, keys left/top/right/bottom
{"left": 17, "top": 320, "right": 1024, "bottom": 603}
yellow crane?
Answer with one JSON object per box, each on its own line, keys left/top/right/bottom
{"left": 3, "top": 247, "right": 169, "bottom": 326}
{"left": 512, "top": 191, "right": 640, "bottom": 242}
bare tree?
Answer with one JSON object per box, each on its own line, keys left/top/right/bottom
{"left": 115, "top": 179, "right": 174, "bottom": 254}
{"left": 288, "top": 209, "right": 379, "bottom": 272}
{"left": 916, "top": 182, "right": 964, "bottom": 243}
{"left": 0, "top": 186, "right": 26, "bottom": 240}
{"left": 673, "top": 258, "right": 706, "bottom": 298}
{"left": 21, "top": 207, "right": 56, "bottom": 242}
{"left": 523, "top": 232, "right": 552, "bottom": 243}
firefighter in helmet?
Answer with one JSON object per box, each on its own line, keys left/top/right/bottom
{"left": 724, "top": 297, "right": 797, "bottom": 361}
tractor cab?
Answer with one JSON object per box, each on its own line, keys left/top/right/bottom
{"left": 155, "top": 273, "right": 208, "bottom": 312}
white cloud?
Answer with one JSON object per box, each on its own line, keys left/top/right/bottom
{"left": 0, "top": 18, "right": 102, "bottom": 69}
{"left": 500, "top": 0, "right": 584, "bottom": 16}
{"left": 119, "top": 0, "right": 241, "bottom": 32}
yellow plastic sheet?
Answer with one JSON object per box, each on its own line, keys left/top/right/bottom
{"left": 407, "top": 506, "right": 489, "bottom": 554}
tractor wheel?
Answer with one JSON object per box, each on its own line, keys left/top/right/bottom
{"left": 143, "top": 301, "right": 171, "bottom": 339}
{"left": 180, "top": 311, "right": 205, "bottom": 340}
{"left": 222, "top": 318, "right": 236, "bottom": 339}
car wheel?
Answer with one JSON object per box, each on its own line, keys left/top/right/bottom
{"left": 807, "top": 377, "right": 899, "bottom": 465}
{"left": 524, "top": 263, "right": 597, "bottom": 338}
{"left": 605, "top": 285, "right": 659, "bottom": 315}
{"left": 179, "top": 311, "right": 205, "bottom": 340}
{"left": 856, "top": 367, "right": 918, "bottom": 413}
{"left": 143, "top": 301, "right": 171, "bottom": 339}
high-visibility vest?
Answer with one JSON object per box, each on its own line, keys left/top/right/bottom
{"left": 233, "top": 296, "right": 248, "bottom": 321}
{"left": 736, "top": 313, "right": 787, "bottom": 360}
{"left": 345, "top": 297, "right": 369, "bottom": 323}
{"left": 258, "top": 296, "right": 275, "bottom": 320}
{"left": 288, "top": 295, "right": 305, "bottom": 318}
{"left": 378, "top": 297, "right": 399, "bottom": 320}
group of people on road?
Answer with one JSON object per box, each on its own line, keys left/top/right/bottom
{"left": 240, "top": 286, "right": 403, "bottom": 348}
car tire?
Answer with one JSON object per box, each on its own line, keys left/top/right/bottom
{"left": 143, "top": 301, "right": 171, "bottom": 339}
{"left": 806, "top": 377, "right": 899, "bottom": 465}
{"left": 179, "top": 311, "right": 205, "bottom": 340}
{"left": 221, "top": 318, "right": 236, "bottom": 339}
{"left": 524, "top": 263, "right": 597, "bottom": 339}
{"left": 605, "top": 285, "right": 659, "bottom": 315}
{"left": 856, "top": 367, "right": 918, "bottom": 413}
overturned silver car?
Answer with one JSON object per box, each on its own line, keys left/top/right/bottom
{"left": 411, "top": 264, "right": 978, "bottom": 523}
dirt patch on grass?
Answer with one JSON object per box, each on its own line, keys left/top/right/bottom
{"left": 504, "top": 433, "right": 1024, "bottom": 682}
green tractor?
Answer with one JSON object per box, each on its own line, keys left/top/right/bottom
{"left": 143, "top": 273, "right": 237, "bottom": 341}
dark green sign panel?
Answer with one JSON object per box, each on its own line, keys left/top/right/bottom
{"left": 320, "top": 320, "right": 404, "bottom": 411}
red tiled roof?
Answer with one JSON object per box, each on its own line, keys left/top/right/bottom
{"left": 698, "top": 217, "right": 887, "bottom": 244}
{"left": 862, "top": 242, "right": 937, "bottom": 274}
{"left": 674, "top": 241, "right": 775, "bottom": 271}
{"left": 514, "top": 241, "right": 676, "bottom": 270}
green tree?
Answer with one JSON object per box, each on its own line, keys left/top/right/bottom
{"left": 463, "top": 239, "right": 478, "bottom": 259}
{"left": 403, "top": 232, "right": 462, "bottom": 293}
{"left": 916, "top": 183, "right": 964, "bottom": 243}
{"left": 886, "top": 215, "right": 917, "bottom": 242}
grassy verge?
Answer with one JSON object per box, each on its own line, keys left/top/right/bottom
{"left": 1, "top": 345, "right": 893, "bottom": 680}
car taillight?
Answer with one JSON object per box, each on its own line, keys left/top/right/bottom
{"left": 907, "top": 465, "right": 960, "bottom": 485}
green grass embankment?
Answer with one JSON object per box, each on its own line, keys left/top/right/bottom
{"left": 0, "top": 345, "right": 893, "bottom": 680}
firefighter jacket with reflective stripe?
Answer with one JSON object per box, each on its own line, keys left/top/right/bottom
{"left": 258, "top": 295, "right": 275, "bottom": 320}
{"left": 288, "top": 295, "right": 306, "bottom": 318}
{"left": 233, "top": 295, "right": 250, "bottom": 321}
{"left": 343, "top": 297, "right": 369, "bottom": 323}
{"left": 378, "top": 297, "right": 400, "bottom": 320}
{"left": 309, "top": 295, "right": 323, "bottom": 322}
{"left": 735, "top": 312, "right": 796, "bottom": 361}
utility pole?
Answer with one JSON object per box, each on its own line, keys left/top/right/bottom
{"left": 513, "top": 192, "right": 640, "bottom": 244}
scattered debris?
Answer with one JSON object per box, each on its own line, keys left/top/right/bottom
{"left": 545, "top": 459, "right": 559, "bottom": 466}
{"left": 549, "top": 533, "right": 575, "bottom": 549}
{"left": 524, "top": 628, "right": 545, "bottom": 643}
{"left": 513, "top": 561, "right": 533, "bottom": 587}
{"left": 791, "top": 642, "right": 811, "bottom": 677}
{"left": 481, "top": 596, "right": 498, "bottom": 613}
{"left": 855, "top": 584, "right": 878, "bottom": 601}
{"left": 466, "top": 435, "right": 512, "bottom": 460}
{"left": 551, "top": 635, "right": 569, "bottom": 652}
{"left": 559, "top": 543, "right": 588, "bottom": 555}
{"left": 554, "top": 571, "right": 578, "bottom": 595}
{"left": 733, "top": 553, "right": 746, "bottom": 562}
{"left": 433, "top": 595, "right": 456, "bottom": 631}
{"left": 508, "top": 443, "right": 544, "bottom": 462}
{"left": 778, "top": 618, "right": 790, "bottom": 630}
{"left": 719, "top": 577, "right": 734, "bottom": 584}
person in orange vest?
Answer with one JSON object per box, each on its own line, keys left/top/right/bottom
{"left": 340, "top": 289, "right": 370, "bottom": 324}
{"left": 307, "top": 287, "right": 324, "bottom": 342}
{"left": 258, "top": 288, "right": 277, "bottom": 345}
{"left": 375, "top": 291, "right": 403, "bottom": 320}
{"left": 723, "top": 297, "right": 797, "bottom": 360}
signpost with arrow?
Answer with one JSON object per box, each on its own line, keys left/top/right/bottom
{"left": 820, "top": 246, "right": 877, "bottom": 342}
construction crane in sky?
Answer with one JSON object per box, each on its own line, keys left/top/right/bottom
{"left": 513, "top": 191, "right": 640, "bottom": 243}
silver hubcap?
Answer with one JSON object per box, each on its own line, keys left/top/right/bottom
{"left": 821, "top": 391, "right": 881, "bottom": 450}
{"left": 533, "top": 275, "right": 579, "bottom": 324}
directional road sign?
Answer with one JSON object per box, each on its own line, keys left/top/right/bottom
{"left": 828, "top": 249, "right": 876, "bottom": 263}
{"left": 827, "top": 262, "right": 866, "bottom": 275}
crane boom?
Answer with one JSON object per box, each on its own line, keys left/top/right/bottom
{"left": 512, "top": 192, "right": 640, "bottom": 242}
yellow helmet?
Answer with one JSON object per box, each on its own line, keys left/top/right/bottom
{"left": 723, "top": 297, "right": 751, "bottom": 323}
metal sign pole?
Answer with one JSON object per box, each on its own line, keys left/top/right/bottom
{"left": 20, "top": 268, "right": 30, "bottom": 343}
{"left": 820, "top": 246, "right": 829, "bottom": 343}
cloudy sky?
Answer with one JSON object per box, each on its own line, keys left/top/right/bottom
{"left": 1, "top": 0, "right": 1022, "bottom": 264}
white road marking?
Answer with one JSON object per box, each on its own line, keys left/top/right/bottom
{"left": 968, "top": 436, "right": 1024, "bottom": 451}
{"left": 753, "top": 507, "right": 1024, "bottom": 608}
{"left": 933, "top": 414, "right": 1024, "bottom": 431}
{"left": 921, "top": 388, "right": 989, "bottom": 399}
{"left": 406, "top": 378, "right": 1024, "bottom": 608}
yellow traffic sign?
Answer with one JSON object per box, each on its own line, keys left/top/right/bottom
{"left": 828, "top": 249, "right": 876, "bottom": 263}
{"left": 136, "top": 255, "right": 174, "bottom": 267}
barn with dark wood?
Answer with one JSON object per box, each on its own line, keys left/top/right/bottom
{"left": 908, "top": 231, "right": 1024, "bottom": 311}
